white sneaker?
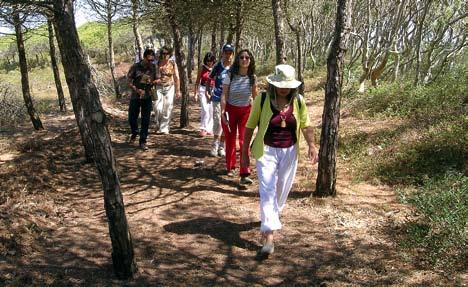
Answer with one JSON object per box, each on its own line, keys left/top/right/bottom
{"left": 218, "top": 146, "right": 225, "bottom": 157}
{"left": 210, "top": 142, "right": 219, "bottom": 157}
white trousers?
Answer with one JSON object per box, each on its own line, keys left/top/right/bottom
{"left": 256, "top": 145, "right": 298, "bottom": 232}
{"left": 198, "top": 85, "right": 213, "bottom": 133}
{"left": 154, "top": 84, "right": 175, "bottom": 133}
{"left": 212, "top": 101, "right": 222, "bottom": 137}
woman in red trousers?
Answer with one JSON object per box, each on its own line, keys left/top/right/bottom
{"left": 220, "top": 49, "right": 258, "bottom": 185}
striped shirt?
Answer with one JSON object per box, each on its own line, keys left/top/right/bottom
{"left": 223, "top": 74, "right": 253, "bottom": 107}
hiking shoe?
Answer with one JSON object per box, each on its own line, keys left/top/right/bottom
{"left": 210, "top": 146, "right": 218, "bottom": 157}
{"left": 128, "top": 134, "right": 137, "bottom": 143}
{"left": 139, "top": 143, "right": 148, "bottom": 151}
{"left": 218, "top": 146, "right": 225, "bottom": 157}
{"left": 210, "top": 142, "right": 219, "bottom": 157}
{"left": 227, "top": 170, "right": 236, "bottom": 177}
{"left": 260, "top": 243, "right": 274, "bottom": 255}
{"left": 240, "top": 176, "right": 253, "bottom": 185}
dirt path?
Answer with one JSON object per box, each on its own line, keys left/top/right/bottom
{"left": 0, "top": 89, "right": 457, "bottom": 286}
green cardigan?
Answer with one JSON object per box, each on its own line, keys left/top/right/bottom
{"left": 245, "top": 92, "right": 311, "bottom": 160}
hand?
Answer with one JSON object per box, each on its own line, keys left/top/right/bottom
{"left": 137, "top": 89, "right": 145, "bottom": 97}
{"left": 193, "top": 91, "right": 198, "bottom": 103}
{"left": 240, "top": 150, "right": 250, "bottom": 169}
{"left": 205, "top": 94, "right": 212, "bottom": 103}
{"left": 176, "top": 91, "right": 181, "bottom": 99}
{"left": 308, "top": 145, "right": 319, "bottom": 165}
{"left": 221, "top": 112, "right": 227, "bottom": 125}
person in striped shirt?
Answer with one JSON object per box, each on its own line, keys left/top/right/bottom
{"left": 220, "top": 49, "right": 258, "bottom": 185}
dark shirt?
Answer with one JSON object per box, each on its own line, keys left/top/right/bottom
{"left": 127, "top": 60, "right": 157, "bottom": 99}
{"left": 264, "top": 102, "right": 297, "bottom": 148}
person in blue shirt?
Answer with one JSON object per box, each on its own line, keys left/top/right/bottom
{"left": 206, "top": 44, "right": 234, "bottom": 157}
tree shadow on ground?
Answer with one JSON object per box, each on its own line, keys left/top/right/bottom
{"left": 0, "top": 95, "right": 457, "bottom": 286}
{"left": 164, "top": 217, "right": 260, "bottom": 251}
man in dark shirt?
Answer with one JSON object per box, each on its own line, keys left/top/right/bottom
{"left": 127, "top": 48, "right": 159, "bottom": 150}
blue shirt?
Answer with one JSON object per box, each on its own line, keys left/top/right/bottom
{"left": 209, "top": 61, "right": 230, "bottom": 102}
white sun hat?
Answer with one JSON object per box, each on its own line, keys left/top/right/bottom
{"left": 266, "top": 64, "right": 302, "bottom": 89}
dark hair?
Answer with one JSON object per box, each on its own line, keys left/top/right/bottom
{"left": 159, "top": 46, "right": 173, "bottom": 60}
{"left": 267, "top": 83, "right": 298, "bottom": 103}
{"left": 230, "top": 49, "right": 256, "bottom": 85}
{"left": 203, "top": 52, "right": 216, "bottom": 65}
{"left": 143, "top": 48, "right": 155, "bottom": 58}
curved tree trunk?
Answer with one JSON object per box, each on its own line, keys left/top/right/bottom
{"left": 47, "top": 18, "right": 66, "bottom": 112}
{"left": 52, "top": 0, "right": 137, "bottom": 279}
{"left": 272, "top": 0, "right": 286, "bottom": 64}
{"left": 315, "top": 0, "right": 353, "bottom": 197}
{"left": 13, "top": 12, "right": 44, "bottom": 130}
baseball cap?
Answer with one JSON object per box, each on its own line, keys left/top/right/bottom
{"left": 222, "top": 44, "right": 234, "bottom": 52}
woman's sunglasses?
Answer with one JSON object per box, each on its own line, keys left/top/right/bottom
{"left": 240, "top": 56, "right": 250, "bottom": 60}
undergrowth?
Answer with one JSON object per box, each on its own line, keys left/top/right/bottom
{"left": 341, "top": 68, "right": 467, "bottom": 271}
{"left": 398, "top": 172, "right": 467, "bottom": 270}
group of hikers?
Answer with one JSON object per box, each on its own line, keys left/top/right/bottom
{"left": 126, "top": 43, "right": 319, "bottom": 257}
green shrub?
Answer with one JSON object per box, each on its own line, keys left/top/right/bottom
{"left": 399, "top": 172, "right": 468, "bottom": 270}
{"left": 349, "top": 68, "right": 467, "bottom": 122}
{"left": 374, "top": 119, "right": 466, "bottom": 185}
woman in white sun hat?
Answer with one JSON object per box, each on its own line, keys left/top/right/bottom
{"left": 241, "top": 64, "right": 319, "bottom": 256}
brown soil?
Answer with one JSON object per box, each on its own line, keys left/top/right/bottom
{"left": 0, "top": 81, "right": 463, "bottom": 286}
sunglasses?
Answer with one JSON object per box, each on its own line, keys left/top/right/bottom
{"left": 240, "top": 56, "right": 250, "bottom": 60}
{"left": 161, "top": 52, "right": 169, "bottom": 55}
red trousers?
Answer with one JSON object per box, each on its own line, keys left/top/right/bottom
{"left": 221, "top": 103, "right": 251, "bottom": 176}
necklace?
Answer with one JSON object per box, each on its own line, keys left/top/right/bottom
{"left": 280, "top": 114, "right": 287, "bottom": 128}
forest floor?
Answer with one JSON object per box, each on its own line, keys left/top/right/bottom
{"left": 0, "top": 70, "right": 464, "bottom": 286}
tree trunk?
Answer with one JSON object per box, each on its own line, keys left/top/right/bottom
{"left": 107, "top": 2, "right": 120, "bottom": 98}
{"left": 187, "top": 23, "right": 196, "bottom": 84}
{"left": 13, "top": 12, "right": 44, "bottom": 130}
{"left": 315, "top": 0, "right": 353, "bottom": 197}
{"left": 52, "top": 0, "right": 137, "bottom": 279}
{"left": 131, "top": 0, "right": 143, "bottom": 62}
{"left": 211, "top": 22, "right": 217, "bottom": 55}
{"left": 167, "top": 2, "right": 189, "bottom": 128}
{"left": 414, "top": 0, "right": 432, "bottom": 86}
{"left": 219, "top": 21, "right": 225, "bottom": 55}
{"left": 272, "top": 0, "right": 286, "bottom": 64}
{"left": 235, "top": 0, "right": 244, "bottom": 53}
{"left": 295, "top": 29, "right": 304, "bottom": 94}
{"left": 226, "top": 22, "right": 235, "bottom": 45}
{"left": 197, "top": 26, "right": 203, "bottom": 71}
{"left": 47, "top": 18, "right": 66, "bottom": 112}
{"left": 52, "top": 20, "right": 94, "bottom": 162}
